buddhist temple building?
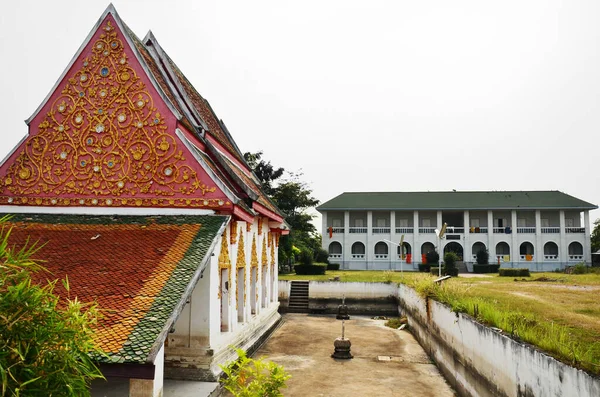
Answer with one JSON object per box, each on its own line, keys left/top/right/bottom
{"left": 0, "top": 5, "right": 287, "bottom": 396}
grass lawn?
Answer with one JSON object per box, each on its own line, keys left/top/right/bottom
{"left": 279, "top": 269, "right": 600, "bottom": 375}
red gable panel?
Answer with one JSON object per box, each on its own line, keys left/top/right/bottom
{"left": 0, "top": 15, "right": 230, "bottom": 210}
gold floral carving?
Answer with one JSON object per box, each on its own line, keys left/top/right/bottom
{"left": 230, "top": 220, "right": 237, "bottom": 244}
{"left": 267, "top": 231, "right": 271, "bottom": 247}
{"left": 270, "top": 234, "right": 275, "bottom": 266}
{"left": 218, "top": 231, "right": 231, "bottom": 302}
{"left": 246, "top": 222, "right": 251, "bottom": 232}
{"left": 275, "top": 233, "right": 280, "bottom": 247}
{"left": 261, "top": 237, "right": 268, "bottom": 266}
{"left": 236, "top": 231, "right": 246, "bottom": 268}
{"left": 250, "top": 234, "right": 258, "bottom": 268}
{"left": 1, "top": 21, "right": 216, "bottom": 203}
{"left": 258, "top": 217, "right": 263, "bottom": 235}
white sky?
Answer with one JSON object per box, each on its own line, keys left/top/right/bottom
{"left": 1, "top": 1, "right": 599, "bottom": 227}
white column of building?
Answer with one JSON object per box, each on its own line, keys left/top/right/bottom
{"left": 367, "top": 211, "right": 373, "bottom": 269}
{"left": 322, "top": 211, "right": 327, "bottom": 245}
{"left": 463, "top": 210, "right": 470, "bottom": 262}
{"left": 487, "top": 210, "right": 493, "bottom": 258}
{"left": 344, "top": 211, "right": 350, "bottom": 269}
{"left": 436, "top": 211, "right": 443, "bottom": 252}
{"left": 390, "top": 211, "right": 395, "bottom": 268}
{"left": 559, "top": 210, "right": 567, "bottom": 267}
{"left": 413, "top": 211, "right": 419, "bottom": 264}
{"left": 584, "top": 210, "right": 591, "bottom": 265}
{"left": 535, "top": 210, "right": 542, "bottom": 270}
{"left": 511, "top": 210, "right": 518, "bottom": 267}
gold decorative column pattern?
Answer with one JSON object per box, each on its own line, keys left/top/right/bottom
{"left": 218, "top": 230, "right": 231, "bottom": 301}
{"left": 235, "top": 230, "right": 245, "bottom": 310}
{"left": 230, "top": 220, "right": 237, "bottom": 244}
{"left": 258, "top": 217, "right": 263, "bottom": 235}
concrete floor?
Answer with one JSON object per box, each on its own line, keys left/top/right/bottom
{"left": 254, "top": 314, "right": 456, "bottom": 397}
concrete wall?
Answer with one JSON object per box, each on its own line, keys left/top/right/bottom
{"left": 279, "top": 281, "right": 398, "bottom": 315}
{"left": 398, "top": 284, "right": 600, "bottom": 397}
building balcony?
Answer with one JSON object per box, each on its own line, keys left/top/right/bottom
{"left": 351, "top": 254, "right": 365, "bottom": 259}
{"left": 349, "top": 227, "right": 367, "bottom": 234}
{"left": 543, "top": 255, "right": 558, "bottom": 260}
{"left": 541, "top": 227, "right": 560, "bottom": 234}
{"left": 517, "top": 227, "right": 536, "bottom": 234}
{"left": 519, "top": 255, "right": 535, "bottom": 261}
{"left": 372, "top": 227, "right": 390, "bottom": 234}
{"left": 395, "top": 227, "right": 414, "bottom": 234}
{"left": 329, "top": 227, "right": 344, "bottom": 234}
{"left": 468, "top": 227, "right": 488, "bottom": 233}
{"left": 566, "top": 227, "right": 585, "bottom": 233}
{"left": 445, "top": 226, "right": 464, "bottom": 234}
{"left": 419, "top": 227, "right": 436, "bottom": 233}
{"left": 569, "top": 255, "right": 584, "bottom": 261}
{"left": 328, "top": 254, "right": 342, "bottom": 260}
{"left": 493, "top": 227, "right": 512, "bottom": 234}
{"left": 374, "top": 254, "right": 388, "bottom": 260}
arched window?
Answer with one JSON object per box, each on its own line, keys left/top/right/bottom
{"left": 543, "top": 242, "right": 558, "bottom": 259}
{"left": 472, "top": 242, "right": 486, "bottom": 261}
{"left": 520, "top": 242, "right": 534, "bottom": 261}
{"left": 568, "top": 242, "right": 583, "bottom": 260}
{"left": 421, "top": 242, "right": 435, "bottom": 255}
{"left": 495, "top": 242, "right": 510, "bottom": 262}
{"left": 351, "top": 242, "right": 365, "bottom": 259}
{"left": 328, "top": 242, "right": 342, "bottom": 259}
{"left": 374, "top": 242, "right": 388, "bottom": 259}
{"left": 397, "top": 242, "right": 411, "bottom": 256}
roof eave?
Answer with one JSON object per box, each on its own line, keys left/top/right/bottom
{"left": 146, "top": 216, "right": 230, "bottom": 363}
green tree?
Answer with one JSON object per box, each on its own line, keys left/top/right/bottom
{"left": 0, "top": 222, "right": 104, "bottom": 396}
{"left": 592, "top": 218, "right": 600, "bottom": 253}
{"left": 243, "top": 151, "right": 284, "bottom": 196}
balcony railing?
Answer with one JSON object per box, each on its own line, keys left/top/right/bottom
{"left": 541, "top": 227, "right": 560, "bottom": 234}
{"left": 468, "top": 227, "right": 488, "bottom": 233}
{"left": 419, "top": 227, "right": 436, "bottom": 233}
{"left": 496, "top": 255, "right": 510, "bottom": 262}
{"left": 328, "top": 227, "right": 344, "bottom": 234}
{"left": 372, "top": 227, "right": 390, "bottom": 234}
{"left": 569, "top": 254, "right": 584, "bottom": 261}
{"left": 351, "top": 254, "right": 365, "bottom": 259}
{"left": 374, "top": 254, "right": 389, "bottom": 259}
{"left": 543, "top": 254, "right": 558, "bottom": 260}
{"left": 328, "top": 254, "right": 342, "bottom": 259}
{"left": 519, "top": 255, "right": 535, "bottom": 261}
{"left": 395, "top": 227, "right": 414, "bottom": 234}
{"left": 517, "top": 227, "right": 536, "bottom": 234}
{"left": 445, "top": 226, "right": 464, "bottom": 234}
{"left": 493, "top": 227, "right": 512, "bottom": 234}
{"left": 566, "top": 227, "right": 585, "bottom": 233}
{"left": 349, "top": 227, "right": 367, "bottom": 234}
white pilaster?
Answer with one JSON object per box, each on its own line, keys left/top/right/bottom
{"left": 367, "top": 211, "right": 373, "bottom": 269}
{"left": 344, "top": 211, "right": 350, "bottom": 269}
{"left": 487, "top": 210, "right": 493, "bottom": 254}
{"left": 464, "top": 210, "right": 470, "bottom": 262}
{"left": 535, "top": 210, "right": 542, "bottom": 269}
{"left": 437, "top": 210, "right": 442, "bottom": 229}
{"left": 559, "top": 210, "right": 567, "bottom": 266}
{"left": 390, "top": 211, "right": 396, "bottom": 268}
{"left": 584, "top": 210, "right": 591, "bottom": 265}
{"left": 511, "top": 210, "right": 518, "bottom": 266}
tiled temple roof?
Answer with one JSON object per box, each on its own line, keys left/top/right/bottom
{"left": 3, "top": 213, "right": 227, "bottom": 364}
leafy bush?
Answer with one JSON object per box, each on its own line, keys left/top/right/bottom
{"left": 572, "top": 263, "right": 589, "bottom": 274}
{"left": 499, "top": 268, "right": 531, "bottom": 277}
{"left": 473, "top": 264, "right": 491, "bottom": 273}
{"left": 327, "top": 263, "right": 340, "bottom": 270}
{"left": 489, "top": 264, "right": 500, "bottom": 273}
{"left": 476, "top": 249, "right": 489, "bottom": 265}
{"left": 220, "top": 348, "right": 290, "bottom": 396}
{"left": 425, "top": 251, "right": 440, "bottom": 266}
{"left": 444, "top": 252, "right": 459, "bottom": 270}
{"left": 0, "top": 223, "right": 104, "bottom": 396}
{"left": 431, "top": 266, "right": 458, "bottom": 277}
{"left": 294, "top": 263, "right": 327, "bottom": 275}
{"left": 418, "top": 264, "right": 430, "bottom": 272}
{"left": 298, "top": 248, "right": 313, "bottom": 266}
{"left": 314, "top": 248, "right": 330, "bottom": 264}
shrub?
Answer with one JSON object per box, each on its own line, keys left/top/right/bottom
{"left": 476, "top": 249, "right": 489, "bottom": 265}
{"left": 418, "top": 264, "right": 430, "bottom": 272}
{"left": 431, "top": 266, "right": 458, "bottom": 277}
{"left": 0, "top": 224, "right": 104, "bottom": 396}
{"left": 220, "top": 348, "right": 290, "bottom": 396}
{"left": 327, "top": 263, "right": 340, "bottom": 270}
{"left": 294, "top": 264, "right": 327, "bottom": 275}
{"left": 382, "top": 270, "right": 394, "bottom": 284}
{"left": 298, "top": 248, "right": 313, "bottom": 266}
{"left": 572, "top": 263, "right": 589, "bottom": 274}
{"left": 314, "top": 248, "right": 329, "bottom": 264}
{"left": 444, "top": 252, "right": 459, "bottom": 270}
{"left": 489, "top": 264, "right": 500, "bottom": 273}
{"left": 426, "top": 251, "right": 440, "bottom": 266}
{"left": 384, "top": 317, "right": 407, "bottom": 329}
{"left": 473, "top": 264, "right": 491, "bottom": 273}
{"left": 499, "top": 268, "right": 531, "bottom": 277}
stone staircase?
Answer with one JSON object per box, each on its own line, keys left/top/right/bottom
{"left": 288, "top": 281, "right": 310, "bottom": 313}
{"left": 457, "top": 261, "right": 468, "bottom": 274}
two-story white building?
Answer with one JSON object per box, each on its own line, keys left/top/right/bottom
{"left": 317, "top": 191, "right": 597, "bottom": 272}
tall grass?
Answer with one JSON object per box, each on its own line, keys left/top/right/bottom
{"left": 399, "top": 276, "right": 600, "bottom": 375}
